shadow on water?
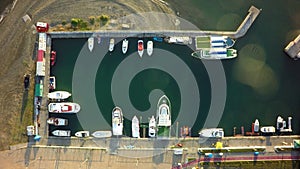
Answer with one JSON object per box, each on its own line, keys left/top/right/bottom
{"left": 20, "top": 89, "right": 29, "bottom": 122}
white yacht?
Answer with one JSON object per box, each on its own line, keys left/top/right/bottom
{"left": 138, "top": 40, "right": 144, "bottom": 57}
{"left": 132, "top": 116, "right": 140, "bottom": 138}
{"left": 147, "top": 41, "right": 153, "bottom": 56}
{"left": 47, "top": 91, "right": 71, "bottom": 100}
{"left": 109, "top": 38, "right": 115, "bottom": 52}
{"left": 112, "top": 106, "right": 123, "bottom": 136}
{"left": 88, "top": 37, "right": 94, "bottom": 52}
{"left": 91, "top": 131, "right": 112, "bottom": 138}
{"left": 148, "top": 115, "right": 156, "bottom": 138}
{"left": 122, "top": 39, "right": 128, "bottom": 54}
{"left": 199, "top": 128, "right": 224, "bottom": 138}
{"left": 52, "top": 130, "right": 71, "bottom": 137}
{"left": 157, "top": 95, "right": 171, "bottom": 127}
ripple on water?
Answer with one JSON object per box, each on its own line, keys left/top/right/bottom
{"left": 233, "top": 44, "right": 279, "bottom": 97}
{"left": 216, "top": 13, "right": 242, "bottom": 31}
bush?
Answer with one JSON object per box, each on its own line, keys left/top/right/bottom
{"left": 89, "top": 16, "right": 95, "bottom": 25}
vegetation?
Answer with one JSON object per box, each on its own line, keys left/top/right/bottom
{"left": 51, "top": 14, "right": 111, "bottom": 31}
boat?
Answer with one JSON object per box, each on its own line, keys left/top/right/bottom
{"left": 153, "top": 37, "right": 163, "bottom": 42}
{"left": 47, "top": 117, "right": 68, "bottom": 126}
{"left": 254, "top": 119, "right": 259, "bottom": 132}
{"left": 50, "top": 51, "right": 56, "bottom": 66}
{"left": 75, "top": 131, "right": 90, "bottom": 138}
{"left": 277, "top": 116, "right": 292, "bottom": 132}
{"left": 180, "top": 126, "right": 191, "bottom": 138}
{"left": 52, "top": 130, "right": 71, "bottom": 137}
{"left": 195, "top": 36, "right": 235, "bottom": 49}
{"left": 165, "top": 36, "right": 192, "bottom": 45}
{"left": 91, "top": 131, "right": 112, "bottom": 138}
{"left": 191, "top": 48, "right": 237, "bottom": 60}
{"left": 47, "top": 91, "right": 71, "bottom": 100}
{"left": 48, "top": 102, "right": 81, "bottom": 113}
{"left": 132, "top": 116, "right": 140, "bottom": 138}
{"left": 88, "top": 37, "right": 94, "bottom": 52}
{"left": 122, "top": 39, "right": 128, "bottom": 54}
{"left": 260, "top": 126, "right": 276, "bottom": 134}
{"left": 147, "top": 41, "right": 153, "bottom": 56}
{"left": 138, "top": 40, "right": 144, "bottom": 57}
{"left": 109, "top": 38, "right": 115, "bottom": 52}
{"left": 49, "top": 76, "right": 56, "bottom": 91}
{"left": 97, "top": 35, "right": 101, "bottom": 44}
{"left": 199, "top": 128, "right": 224, "bottom": 138}
{"left": 157, "top": 95, "right": 171, "bottom": 127}
{"left": 148, "top": 115, "right": 156, "bottom": 138}
{"left": 112, "top": 106, "right": 123, "bottom": 136}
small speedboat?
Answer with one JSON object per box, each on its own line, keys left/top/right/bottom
{"left": 260, "top": 126, "right": 276, "bottom": 134}
{"left": 138, "top": 40, "right": 144, "bottom": 58}
{"left": 92, "top": 131, "right": 112, "bottom": 138}
{"left": 254, "top": 119, "right": 259, "bottom": 132}
{"left": 75, "top": 131, "right": 90, "bottom": 138}
{"left": 88, "top": 37, "right": 94, "bottom": 52}
{"left": 47, "top": 91, "right": 71, "bottom": 100}
{"left": 47, "top": 117, "right": 68, "bottom": 126}
{"left": 109, "top": 38, "right": 115, "bottom": 52}
{"left": 48, "top": 102, "right": 81, "bottom": 113}
{"left": 132, "top": 116, "right": 140, "bottom": 138}
{"left": 147, "top": 41, "right": 153, "bottom": 56}
{"left": 52, "top": 130, "right": 71, "bottom": 137}
{"left": 112, "top": 106, "right": 123, "bottom": 136}
{"left": 199, "top": 128, "right": 224, "bottom": 138}
{"left": 122, "top": 39, "right": 128, "bottom": 54}
{"left": 50, "top": 51, "right": 56, "bottom": 66}
{"left": 148, "top": 115, "right": 156, "bottom": 138}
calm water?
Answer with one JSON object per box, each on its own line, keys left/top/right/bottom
{"left": 50, "top": 0, "right": 300, "bottom": 136}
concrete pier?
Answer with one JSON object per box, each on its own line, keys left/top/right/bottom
{"left": 48, "top": 6, "right": 261, "bottom": 39}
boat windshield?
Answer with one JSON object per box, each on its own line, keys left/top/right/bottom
{"left": 160, "top": 106, "right": 168, "bottom": 115}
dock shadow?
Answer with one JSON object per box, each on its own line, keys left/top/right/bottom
{"left": 152, "top": 139, "right": 170, "bottom": 164}
{"left": 24, "top": 137, "right": 38, "bottom": 167}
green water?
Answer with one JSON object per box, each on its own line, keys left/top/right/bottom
{"left": 50, "top": 0, "right": 300, "bottom": 137}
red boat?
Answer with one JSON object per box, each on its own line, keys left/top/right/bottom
{"left": 51, "top": 51, "right": 56, "bottom": 66}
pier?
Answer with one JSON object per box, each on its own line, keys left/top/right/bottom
{"left": 48, "top": 6, "right": 261, "bottom": 39}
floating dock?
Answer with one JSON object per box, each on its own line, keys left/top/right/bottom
{"left": 284, "top": 34, "right": 300, "bottom": 60}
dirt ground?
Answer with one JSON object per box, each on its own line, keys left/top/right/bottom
{"left": 0, "top": 0, "right": 174, "bottom": 167}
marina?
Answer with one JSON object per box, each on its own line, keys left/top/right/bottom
{"left": 20, "top": 3, "right": 300, "bottom": 168}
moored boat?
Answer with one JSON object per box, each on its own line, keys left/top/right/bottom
{"left": 195, "top": 36, "right": 235, "bottom": 49}
{"left": 260, "top": 126, "right": 276, "bottom": 134}
{"left": 148, "top": 115, "right": 156, "bottom": 138}
{"left": 157, "top": 95, "right": 171, "bottom": 127}
{"left": 52, "top": 130, "right": 71, "bottom": 137}
{"left": 254, "top": 119, "right": 259, "bottom": 132}
{"left": 112, "top": 106, "right": 123, "bottom": 136}
{"left": 47, "top": 91, "right": 71, "bottom": 100}
{"left": 50, "top": 51, "right": 56, "bottom": 66}
{"left": 199, "top": 128, "right": 224, "bottom": 138}
{"left": 191, "top": 48, "right": 237, "bottom": 60}
{"left": 88, "top": 37, "right": 94, "bottom": 52}
{"left": 109, "top": 38, "right": 115, "bottom": 52}
{"left": 75, "top": 131, "right": 90, "bottom": 138}
{"left": 48, "top": 102, "right": 81, "bottom": 113}
{"left": 122, "top": 39, "right": 128, "bottom": 54}
{"left": 165, "top": 36, "right": 192, "bottom": 45}
{"left": 138, "top": 40, "right": 144, "bottom": 58}
{"left": 91, "top": 131, "right": 112, "bottom": 138}
{"left": 147, "top": 41, "right": 153, "bottom": 56}
{"left": 132, "top": 116, "right": 140, "bottom": 138}
{"left": 47, "top": 117, "right": 68, "bottom": 126}
{"left": 49, "top": 76, "right": 56, "bottom": 91}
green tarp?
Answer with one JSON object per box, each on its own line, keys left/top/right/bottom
{"left": 35, "top": 83, "right": 43, "bottom": 97}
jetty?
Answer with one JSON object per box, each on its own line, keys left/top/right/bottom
{"left": 285, "top": 34, "right": 300, "bottom": 60}
{"left": 48, "top": 6, "right": 261, "bottom": 39}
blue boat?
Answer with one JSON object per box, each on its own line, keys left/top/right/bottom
{"left": 153, "top": 37, "right": 163, "bottom": 42}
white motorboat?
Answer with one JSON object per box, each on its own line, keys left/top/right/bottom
{"left": 48, "top": 102, "right": 81, "bottom": 113}
{"left": 138, "top": 40, "right": 144, "bottom": 57}
{"left": 75, "top": 131, "right": 90, "bottom": 138}
{"left": 260, "top": 126, "right": 276, "bottom": 134}
{"left": 157, "top": 95, "right": 171, "bottom": 127}
{"left": 47, "top": 91, "right": 71, "bottom": 100}
{"left": 147, "top": 41, "right": 153, "bottom": 56}
{"left": 47, "top": 117, "right": 68, "bottom": 126}
{"left": 199, "top": 128, "right": 224, "bottom": 138}
{"left": 148, "top": 115, "right": 156, "bottom": 138}
{"left": 112, "top": 106, "right": 123, "bottom": 136}
{"left": 91, "top": 131, "right": 112, "bottom": 138}
{"left": 191, "top": 48, "right": 237, "bottom": 60}
{"left": 122, "top": 39, "right": 128, "bottom": 54}
{"left": 132, "top": 116, "right": 140, "bottom": 138}
{"left": 88, "top": 37, "right": 94, "bottom": 52}
{"left": 52, "top": 130, "right": 71, "bottom": 137}
{"left": 109, "top": 38, "right": 115, "bottom": 52}
{"left": 254, "top": 119, "right": 259, "bottom": 132}
{"left": 277, "top": 116, "right": 292, "bottom": 132}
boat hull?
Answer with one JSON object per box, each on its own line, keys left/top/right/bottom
{"left": 122, "top": 39, "right": 128, "bottom": 54}
{"left": 199, "top": 128, "right": 224, "bottom": 138}
{"left": 92, "top": 131, "right": 112, "bottom": 138}
{"left": 47, "top": 117, "right": 68, "bottom": 126}
{"left": 47, "top": 91, "right": 71, "bottom": 100}
{"left": 132, "top": 116, "right": 140, "bottom": 138}
{"left": 109, "top": 38, "right": 115, "bottom": 52}
{"left": 88, "top": 37, "right": 94, "bottom": 52}
{"left": 147, "top": 41, "right": 153, "bottom": 56}
{"left": 52, "top": 130, "right": 71, "bottom": 137}
{"left": 48, "top": 102, "right": 81, "bottom": 113}
{"left": 112, "top": 107, "right": 123, "bottom": 136}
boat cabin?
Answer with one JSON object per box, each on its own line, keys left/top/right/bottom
{"left": 36, "top": 22, "right": 49, "bottom": 32}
